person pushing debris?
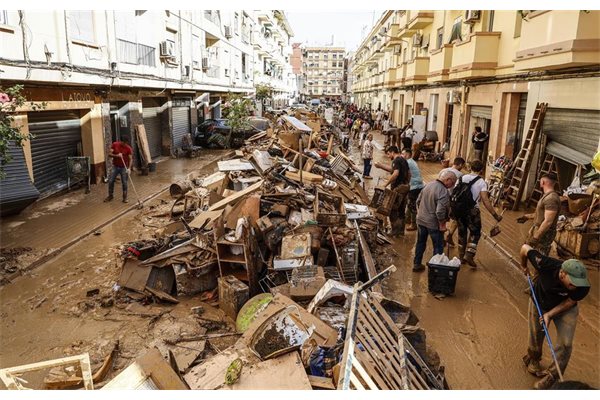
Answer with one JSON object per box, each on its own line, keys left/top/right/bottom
{"left": 105, "top": 136, "right": 133, "bottom": 203}
{"left": 519, "top": 243, "right": 591, "bottom": 390}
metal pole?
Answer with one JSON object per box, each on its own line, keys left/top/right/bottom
{"left": 527, "top": 276, "right": 564, "bottom": 382}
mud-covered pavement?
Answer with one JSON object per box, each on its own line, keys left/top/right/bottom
{"left": 0, "top": 133, "right": 598, "bottom": 389}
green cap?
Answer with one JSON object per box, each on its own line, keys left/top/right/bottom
{"left": 561, "top": 259, "right": 591, "bottom": 287}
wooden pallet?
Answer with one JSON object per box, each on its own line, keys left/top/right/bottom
{"left": 505, "top": 102, "right": 548, "bottom": 210}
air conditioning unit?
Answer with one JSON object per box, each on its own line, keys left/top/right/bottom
{"left": 201, "top": 57, "right": 209, "bottom": 71}
{"left": 465, "top": 10, "right": 481, "bottom": 23}
{"left": 446, "top": 90, "right": 461, "bottom": 104}
{"left": 224, "top": 25, "right": 232, "bottom": 38}
{"left": 393, "top": 44, "right": 402, "bottom": 54}
{"left": 159, "top": 41, "right": 175, "bottom": 57}
{"left": 412, "top": 33, "right": 422, "bottom": 47}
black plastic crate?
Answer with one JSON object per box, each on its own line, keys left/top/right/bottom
{"left": 427, "top": 263, "right": 461, "bottom": 295}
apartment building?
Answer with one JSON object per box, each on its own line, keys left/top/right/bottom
{"left": 0, "top": 10, "right": 295, "bottom": 204}
{"left": 291, "top": 43, "right": 305, "bottom": 102}
{"left": 352, "top": 10, "right": 600, "bottom": 202}
{"left": 251, "top": 10, "right": 295, "bottom": 109}
{"left": 342, "top": 52, "right": 354, "bottom": 103}
{"left": 302, "top": 46, "right": 346, "bottom": 101}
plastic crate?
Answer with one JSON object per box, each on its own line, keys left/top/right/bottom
{"left": 426, "top": 263, "right": 460, "bottom": 295}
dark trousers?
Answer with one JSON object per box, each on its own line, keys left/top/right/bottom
{"left": 363, "top": 158, "right": 372, "bottom": 176}
{"left": 402, "top": 138, "right": 412, "bottom": 152}
{"left": 342, "top": 137, "right": 350, "bottom": 151}
{"left": 413, "top": 225, "right": 445, "bottom": 266}
{"left": 108, "top": 166, "right": 128, "bottom": 197}
{"left": 457, "top": 207, "right": 482, "bottom": 253}
{"left": 406, "top": 188, "right": 422, "bottom": 225}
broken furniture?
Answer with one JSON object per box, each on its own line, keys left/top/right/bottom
{"left": 337, "top": 266, "right": 445, "bottom": 390}
{"left": 218, "top": 275, "right": 250, "bottom": 322}
{"left": 315, "top": 190, "right": 347, "bottom": 226}
{"left": 0, "top": 353, "right": 94, "bottom": 390}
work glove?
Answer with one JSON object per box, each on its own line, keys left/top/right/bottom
{"left": 494, "top": 213, "right": 503, "bottom": 222}
{"left": 516, "top": 216, "right": 528, "bottom": 224}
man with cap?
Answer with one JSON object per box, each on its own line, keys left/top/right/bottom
{"left": 517, "top": 172, "right": 561, "bottom": 256}
{"left": 519, "top": 243, "right": 591, "bottom": 390}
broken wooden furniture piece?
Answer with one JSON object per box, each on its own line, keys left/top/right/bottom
{"left": 337, "top": 266, "right": 445, "bottom": 390}
{"left": 0, "top": 353, "right": 94, "bottom": 390}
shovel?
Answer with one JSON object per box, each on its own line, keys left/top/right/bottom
{"left": 119, "top": 154, "right": 143, "bottom": 210}
{"left": 489, "top": 208, "right": 506, "bottom": 237}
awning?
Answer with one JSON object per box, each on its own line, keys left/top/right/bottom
{"left": 546, "top": 141, "right": 591, "bottom": 166}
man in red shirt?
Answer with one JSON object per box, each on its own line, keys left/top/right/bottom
{"left": 104, "top": 136, "right": 133, "bottom": 203}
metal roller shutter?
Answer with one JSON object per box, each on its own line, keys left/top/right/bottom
{"left": 142, "top": 98, "right": 164, "bottom": 159}
{"left": 0, "top": 142, "right": 40, "bottom": 216}
{"left": 543, "top": 108, "right": 600, "bottom": 161}
{"left": 172, "top": 101, "right": 191, "bottom": 151}
{"left": 470, "top": 105, "right": 493, "bottom": 120}
{"left": 28, "top": 110, "right": 82, "bottom": 196}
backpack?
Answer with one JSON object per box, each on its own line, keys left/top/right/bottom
{"left": 450, "top": 176, "right": 481, "bottom": 218}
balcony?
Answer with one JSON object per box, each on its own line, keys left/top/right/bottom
{"left": 404, "top": 57, "right": 430, "bottom": 85}
{"left": 427, "top": 44, "right": 453, "bottom": 82}
{"left": 449, "top": 32, "right": 501, "bottom": 80}
{"left": 382, "top": 69, "right": 397, "bottom": 88}
{"left": 407, "top": 11, "right": 434, "bottom": 30}
{"left": 514, "top": 10, "right": 600, "bottom": 71}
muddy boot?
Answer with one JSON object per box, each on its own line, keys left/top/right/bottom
{"left": 522, "top": 354, "right": 545, "bottom": 377}
{"left": 104, "top": 194, "right": 114, "bottom": 202}
{"left": 533, "top": 373, "right": 556, "bottom": 390}
{"left": 445, "top": 232, "right": 455, "bottom": 247}
{"left": 390, "top": 220, "right": 404, "bottom": 237}
{"left": 464, "top": 243, "right": 478, "bottom": 268}
{"left": 458, "top": 245, "right": 466, "bottom": 264}
{"left": 122, "top": 192, "right": 128, "bottom": 203}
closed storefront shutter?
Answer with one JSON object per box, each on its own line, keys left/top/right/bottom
{"left": 543, "top": 108, "right": 600, "bottom": 162}
{"left": 28, "top": 111, "right": 82, "bottom": 197}
{"left": 0, "top": 142, "right": 40, "bottom": 217}
{"left": 142, "top": 98, "right": 164, "bottom": 159}
{"left": 172, "top": 98, "right": 191, "bottom": 151}
{"left": 470, "top": 105, "right": 493, "bottom": 120}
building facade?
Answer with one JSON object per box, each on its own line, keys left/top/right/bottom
{"left": 291, "top": 43, "right": 305, "bottom": 103}
{"left": 0, "top": 9, "right": 295, "bottom": 204}
{"left": 302, "top": 46, "right": 346, "bottom": 101}
{"left": 352, "top": 10, "right": 600, "bottom": 202}
{"left": 251, "top": 10, "right": 295, "bottom": 109}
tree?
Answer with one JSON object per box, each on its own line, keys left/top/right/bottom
{"left": 0, "top": 85, "right": 44, "bottom": 178}
{"left": 255, "top": 84, "right": 273, "bottom": 102}
{"left": 221, "top": 93, "right": 252, "bottom": 148}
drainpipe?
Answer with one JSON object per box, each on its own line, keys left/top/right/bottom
{"left": 456, "top": 80, "right": 468, "bottom": 157}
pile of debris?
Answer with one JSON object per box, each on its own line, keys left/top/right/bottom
{"left": 555, "top": 177, "right": 600, "bottom": 262}
{"left": 0, "top": 111, "right": 449, "bottom": 390}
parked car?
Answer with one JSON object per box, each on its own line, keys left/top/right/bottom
{"left": 193, "top": 117, "right": 270, "bottom": 148}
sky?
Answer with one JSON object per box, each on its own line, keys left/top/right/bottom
{"left": 286, "top": 11, "right": 384, "bottom": 52}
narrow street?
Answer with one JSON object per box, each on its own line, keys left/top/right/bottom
{"left": 1, "top": 128, "right": 598, "bottom": 389}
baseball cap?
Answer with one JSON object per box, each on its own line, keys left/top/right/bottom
{"left": 561, "top": 259, "right": 591, "bottom": 287}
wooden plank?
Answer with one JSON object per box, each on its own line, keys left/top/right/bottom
{"left": 327, "top": 228, "right": 346, "bottom": 283}
{"left": 135, "top": 124, "right": 152, "bottom": 167}
{"left": 208, "top": 180, "right": 263, "bottom": 211}
{"left": 285, "top": 170, "right": 323, "bottom": 183}
{"left": 350, "top": 354, "right": 379, "bottom": 390}
{"left": 358, "top": 301, "right": 400, "bottom": 358}
{"left": 355, "top": 323, "right": 403, "bottom": 390}
{"left": 308, "top": 375, "right": 336, "bottom": 390}
{"left": 145, "top": 286, "right": 179, "bottom": 304}
{"left": 337, "top": 284, "right": 361, "bottom": 390}
{"left": 352, "top": 343, "right": 390, "bottom": 389}
{"left": 355, "top": 223, "right": 381, "bottom": 293}
{"left": 397, "top": 336, "right": 410, "bottom": 390}
{"left": 349, "top": 371, "right": 365, "bottom": 390}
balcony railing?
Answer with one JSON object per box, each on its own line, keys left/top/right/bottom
{"left": 427, "top": 44, "right": 453, "bottom": 82}
{"left": 117, "top": 39, "right": 156, "bottom": 67}
{"left": 514, "top": 10, "right": 600, "bottom": 71}
{"left": 449, "top": 32, "right": 500, "bottom": 80}
{"left": 407, "top": 11, "right": 434, "bottom": 30}
{"left": 404, "top": 57, "right": 430, "bottom": 85}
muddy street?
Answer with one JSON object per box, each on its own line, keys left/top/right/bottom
{"left": 1, "top": 126, "right": 598, "bottom": 390}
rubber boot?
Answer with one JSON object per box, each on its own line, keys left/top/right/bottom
{"left": 104, "top": 194, "right": 114, "bottom": 202}
{"left": 464, "top": 243, "right": 478, "bottom": 268}
{"left": 390, "top": 219, "right": 404, "bottom": 237}
{"left": 122, "top": 192, "right": 128, "bottom": 203}
{"left": 458, "top": 245, "right": 466, "bottom": 264}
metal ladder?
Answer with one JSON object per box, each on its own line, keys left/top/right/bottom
{"left": 505, "top": 102, "right": 548, "bottom": 210}
{"left": 527, "top": 153, "right": 560, "bottom": 208}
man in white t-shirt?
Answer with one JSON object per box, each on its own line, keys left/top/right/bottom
{"left": 455, "top": 159, "right": 502, "bottom": 268}
{"left": 441, "top": 157, "right": 466, "bottom": 247}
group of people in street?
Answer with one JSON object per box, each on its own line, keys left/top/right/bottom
{"left": 340, "top": 102, "right": 591, "bottom": 389}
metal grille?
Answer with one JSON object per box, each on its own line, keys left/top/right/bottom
{"left": 0, "top": 141, "right": 40, "bottom": 217}
{"left": 118, "top": 39, "right": 156, "bottom": 67}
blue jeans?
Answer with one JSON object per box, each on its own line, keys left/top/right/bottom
{"left": 363, "top": 158, "right": 372, "bottom": 176}
{"left": 413, "top": 224, "right": 444, "bottom": 267}
{"left": 108, "top": 166, "right": 128, "bottom": 197}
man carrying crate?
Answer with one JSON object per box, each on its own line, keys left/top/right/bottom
{"left": 375, "top": 146, "right": 411, "bottom": 237}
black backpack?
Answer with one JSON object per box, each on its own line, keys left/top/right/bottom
{"left": 450, "top": 176, "right": 481, "bottom": 218}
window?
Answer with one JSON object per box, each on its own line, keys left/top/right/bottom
{"left": 234, "top": 13, "right": 239, "bottom": 35}
{"left": 332, "top": 54, "right": 337, "bottom": 59}
{"left": 449, "top": 17, "right": 462, "bottom": 43}
{"left": 115, "top": 11, "right": 156, "bottom": 67}
{"left": 69, "top": 11, "right": 95, "bottom": 43}
{"left": 242, "top": 53, "right": 247, "bottom": 75}
{"left": 0, "top": 10, "right": 8, "bottom": 25}
{"left": 166, "top": 29, "right": 177, "bottom": 60}
{"left": 436, "top": 27, "right": 444, "bottom": 49}
{"left": 192, "top": 35, "right": 201, "bottom": 68}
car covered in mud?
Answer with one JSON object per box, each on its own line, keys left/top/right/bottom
{"left": 193, "top": 117, "right": 271, "bottom": 149}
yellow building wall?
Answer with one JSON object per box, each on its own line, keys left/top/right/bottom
{"left": 80, "top": 104, "right": 105, "bottom": 165}
{"left": 493, "top": 10, "right": 521, "bottom": 73}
